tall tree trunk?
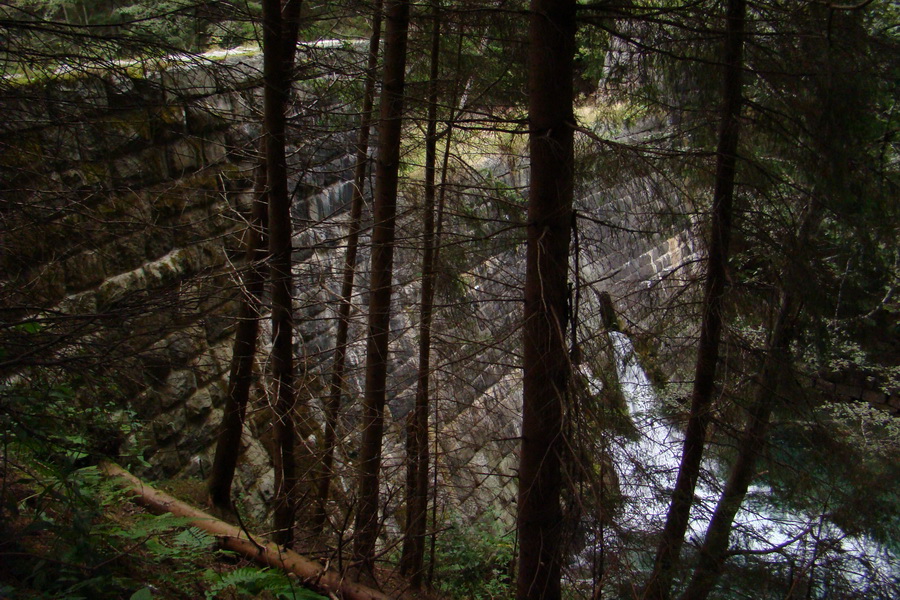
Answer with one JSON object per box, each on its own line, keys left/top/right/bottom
{"left": 193, "top": 1, "right": 214, "bottom": 52}
{"left": 208, "top": 153, "right": 269, "bottom": 510}
{"left": 352, "top": 0, "right": 411, "bottom": 577}
{"left": 264, "top": 0, "right": 303, "bottom": 547}
{"left": 643, "top": 0, "right": 746, "bottom": 597}
{"left": 680, "top": 200, "right": 819, "bottom": 600}
{"left": 679, "top": 291, "right": 794, "bottom": 600}
{"left": 424, "top": 69, "right": 464, "bottom": 583}
{"left": 312, "top": 0, "right": 384, "bottom": 537}
{"left": 419, "top": 35, "right": 484, "bottom": 581}
{"left": 208, "top": 0, "right": 303, "bottom": 513}
{"left": 516, "top": 0, "right": 576, "bottom": 597}
{"left": 399, "top": 2, "right": 441, "bottom": 586}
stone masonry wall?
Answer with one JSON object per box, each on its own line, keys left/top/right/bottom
{"left": 0, "top": 44, "right": 365, "bottom": 509}
{"left": 0, "top": 44, "right": 744, "bottom": 528}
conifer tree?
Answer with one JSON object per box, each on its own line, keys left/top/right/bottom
{"left": 516, "top": 0, "right": 576, "bottom": 597}
{"left": 399, "top": 0, "right": 442, "bottom": 585}
{"left": 352, "top": 0, "right": 412, "bottom": 577}
{"left": 261, "top": 0, "right": 304, "bottom": 547}
{"left": 312, "top": 0, "right": 385, "bottom": 537}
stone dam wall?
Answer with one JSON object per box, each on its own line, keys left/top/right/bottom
{"left": 0, "top": 44, "right": 366, "bottom": 504}
{"left": 13, "top": 45, "right": 889, "bottom": 529}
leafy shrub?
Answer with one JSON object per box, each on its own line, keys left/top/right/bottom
{"left": 432, "top": 509, "right": 515, "bottom": 600}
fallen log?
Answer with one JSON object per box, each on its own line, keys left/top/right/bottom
{"left": 99, "top": 461, "right": 392, "bottom": 600}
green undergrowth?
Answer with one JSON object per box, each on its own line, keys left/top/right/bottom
{"left": 431, "top": 509, "right": 515, "bottom": 600}
{"left": 0, "top": 458, "right": 327, "bottom": 600}
{"left": 0, "top": 370, "right": 325, "bottom": 600}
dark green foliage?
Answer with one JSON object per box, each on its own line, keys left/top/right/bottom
{"left": 573, "top": 24, "right": 609, "bottom": 98}
{"left": 0, "top": 461, "right": 207, "bottom": 599}
{"left": 5, "top": 1, "right": 262, "bottom": 53}
{"left": 1, "top": 366, "right": 209, "bottom": 598}
{"left": 764, "top": 406, "right": 900, "bottom": 552}
{"left": 432, "top": 510, "right": 515, "bottom": 600}
{"left": 204, "top": 567, "right": 328, "bottom": 600}
{"left": 1, "top": 379, "right": 134, "bottom": 471}
{"left": 0, "top": 374, "right": 326, "bottom": 599}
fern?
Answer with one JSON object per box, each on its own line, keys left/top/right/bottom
{"left": 204, "top": 566, "right": 328, "bottom": 600}
{"left": 172, "top": 526, "right": 217, "bottom": 551}
{"left": 205, "top": 566, "right": 271, "bottom": 598}
{"left": 114, "top": 513, "right": 195, "bottom": 541}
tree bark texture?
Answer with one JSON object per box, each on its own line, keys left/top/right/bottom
{"left": 263, "top": 0, "right": 303, "bottom": 547}
{"left": 400, "top": 2, "right": 441, "bottom": 586}
{"left": 208, "top": 0, "right": 303, "bottom": 513}
{"left": 679, "top": 289, "right": 794, "bottom": 600}
{"left": 644, "top": 0, "right": 746, "bottom": 597}
{"left": 312, "top": 0, "right": 384, "bottom": 536}
{"left": 208, "top": 156, "right": 268, "bottom": 510}
{"left": 516, "top": 0, "right": 576, "bottom": 598}
{"left": 425, "top": 89, "right": 460, "bottom": 587}
{"left": 100, "top": 462, "right": 392, "bottom": 600}
{"left": 352, "top": 0, "right": 411, "bottom": 576}
{"left": 680, "top": 198, "right": 820, "bottom": 600}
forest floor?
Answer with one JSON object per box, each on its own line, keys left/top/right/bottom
{"left": 0, "top": 462, "right": 451, "bottom": 600}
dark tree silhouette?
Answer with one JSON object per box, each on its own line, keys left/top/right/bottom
{"left": 400, "top": 0, "right": 442, "bottom": 586}
{"left": 262, "top": 0, "right": 304, "bottom": 547}
{"left": 312, "top": 0, "right": 385, "bottom": 536}
{"left": 643, "top": 0, "right": 746, "bottom": 595}
{"left": 516, "top": 0, "right": 576, "bottom": 597}
{"left": 352, "top": 0, "right": 412, "bottom": 578}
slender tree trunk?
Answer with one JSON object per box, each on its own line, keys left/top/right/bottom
{"left": 424, "top": 90, "right": 460, "bottom": 587}
{"left": 399, "top": 2, "right": 441, "bottom": 585}
{"left": 516, "top": 0, "right": 576, "bottom": 598}
{"left": 680, "top": 200, "right": 819, "bottom": 600}
{"left": 679, "top": 292, "right": 794, "bottom": 600}
{"left": 312, "top": 0, "right": 384, "bottom": 536}
{"left": 643, "top": 0, "right": 746, "bottom": 597}
{"left": 263, "top": 0, "right": 303, "bottom": 547}
{"left": 208, "top": 0, "right": 303, "bottom": 513}
{"left": 352, "top": 0, "right": 411, "bottom": 577}
{"left": 193, "top": 1, "right": 213, "bottom": 52}
{"left": 208, "top": 155, "right": 268, "bottom": 510}
{"left": 419, "top": 33, "right": 481, "bottom": 582}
